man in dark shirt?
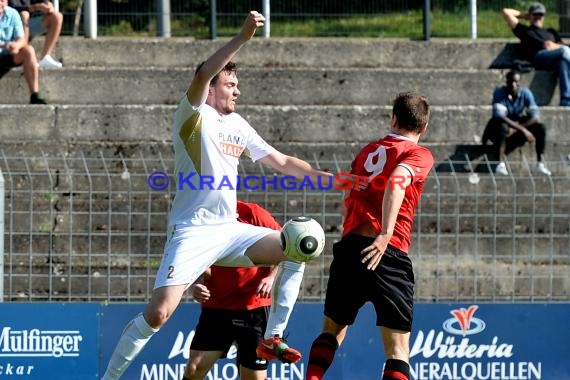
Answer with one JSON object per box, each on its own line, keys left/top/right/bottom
{"left": 502, "top": 2, "right": 570, "bottom": 106}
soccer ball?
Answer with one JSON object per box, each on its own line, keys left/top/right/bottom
{"left": 280, "top": 217, "right": 325, "bottom": 262}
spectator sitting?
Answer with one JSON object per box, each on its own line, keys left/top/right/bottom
{"left": 502, "top": 3, "right": 570, "bottom": 106}
{"left": 0, "top": 0, "right": 47, "bottom": 104}
{"left": 482, "top": 70, "right": 550, "bottom": 176}
{"left": 8, "top": 0, "right": 62, "bottom": 69}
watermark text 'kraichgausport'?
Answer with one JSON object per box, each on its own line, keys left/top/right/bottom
{"left": 147, "top": 172, "right": 411, "bottom": 192}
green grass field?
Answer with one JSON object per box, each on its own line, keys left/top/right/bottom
{"left": 99, "top": 9, "right": 561, "bottom": 39}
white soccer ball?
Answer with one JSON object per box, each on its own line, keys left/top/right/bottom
{"left": 280, "top": 217, "right": 325, "bottom": 262}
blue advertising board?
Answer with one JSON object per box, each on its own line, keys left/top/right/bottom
{"left": 1, "top": 302, "right": 567, "bottom": 379}
{"left": 410, "top": 303, "right": 570, "bottom": 380}
{"left": 99, "top": 303, "right": 570, "bottom": 380}
{"left": 0, "top": 303, "right": 99, "bottom": 379}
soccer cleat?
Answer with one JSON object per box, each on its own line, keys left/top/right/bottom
{"left": 536, "top": 162, "right": 551, "bottom": 176}
{"left": 38, "top": 55, "right": 63, "bottom": 69}
{"left": 495, "top": 161, "right": 508, "bottom": 176}
{"left": 256, "top": 335, "right": 302, "bottom": 363}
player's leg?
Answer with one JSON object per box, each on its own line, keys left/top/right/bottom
{"left": 184, "top": 308, "right": 234, "bottom": 379}
{"left": 306, "top": 316, "right": 347, "bottom": 380}
{"left": 235, "top": 307, "right": 269, "bottom": 380}
{"left": 102, "top": 225, "right": 217, "bottom": 380}
{"left": 380, "top": 327, "right": 411, "bottom": 380}
{"left": 214, "top": 224, "right": 305, "bottom": 363}
{"left": 185, "top": 350, "right": 225, "bottom": 379}
{"left": 306, "top": 234, "right": 365, "bottom": 380}
{"left": 243, "top": 233, "right": 305, "bottom": 363}
{"left": 371, "top": 246, "right": 414, "bottom": 380}
{"left": 101, "top": 285, "right": 186, "bottom": 380}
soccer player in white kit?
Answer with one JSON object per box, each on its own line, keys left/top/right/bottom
{"left": 101, "top": 11, "right": 333, "bottom": 380}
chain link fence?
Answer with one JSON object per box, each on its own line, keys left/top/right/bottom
{"left": 58, "top": 1, "right": 562, "bottom": 38}
{"left": 1, "top": 151, "right": 569, "bottom": 304}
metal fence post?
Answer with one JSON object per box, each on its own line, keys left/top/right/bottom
{"left": 209, "top": 0, "right": 217, "bottom": 40}
{"left": 84, "top": 0, "right": 97, "bottom": 39}
{"left": 157, "top": 0, "right": 171, "bottom": 38}
{"left": 423, "top": 0, "right": 430, "bottom": 41}
{"left": 263, "top": 0, "right": 270, "bottom": 38}
{"left": 470, "top": 0, "right": 477, "bottom": 39}
{"left": 0, "top": 169, "right": 4, "bottom": 302}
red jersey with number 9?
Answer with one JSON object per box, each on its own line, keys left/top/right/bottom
{"left": 342, "top": 133, "right": 434, "bottom": 253}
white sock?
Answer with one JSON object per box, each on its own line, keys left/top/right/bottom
{"left": 265, "top": 260, "right": 305, "bottom": 339}
{"left": 101, "top": 313, "right": 159, "bottom": 380}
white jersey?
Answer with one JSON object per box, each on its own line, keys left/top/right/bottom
{"left": 168, "top": 96, "right": 275, "bottom": 226}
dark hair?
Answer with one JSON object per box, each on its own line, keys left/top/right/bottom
{"left": 392, "top": 92, "right": 430, "bottom": 133}
{"left": 506, "top": 69, "right": 521, "bottom": 82}
{"left": 194, "top": 61, "right": 238, "bottom": 86}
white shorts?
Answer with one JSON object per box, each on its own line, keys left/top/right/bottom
{"left": 153, "top": 221, "right": 276, "bottom": 289}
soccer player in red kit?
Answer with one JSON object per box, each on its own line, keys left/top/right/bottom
{"left": 185, "top": 201, "right": 280, "bottom": 380}
{"left": 306, "top": 92, "right": 434, "bottom": 380}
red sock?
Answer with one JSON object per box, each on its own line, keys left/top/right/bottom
{"left": 306, "top": 333, "right": 338, "bottom": 380}
{"left": 382, "top": 359, "right": 410, "bottom": 380}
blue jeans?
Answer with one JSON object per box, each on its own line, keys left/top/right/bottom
{"left": 533, "top": 46, "right": 570, "bottom": 104}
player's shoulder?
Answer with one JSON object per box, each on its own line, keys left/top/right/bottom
{"left": 227, "top": 111, "right": 252, "bottom": 128}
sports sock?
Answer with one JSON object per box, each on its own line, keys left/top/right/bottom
{"left": 382, "top": 358, "right": 410, "bottom": 380}
{"left": 264, "top": 260, "right": 305, "bottom": 338}
{"left": 101, "top": 313, "right": 159, "bottom": 380}
{"left": 306, "top": 333, "right": 338, "bottom": 380}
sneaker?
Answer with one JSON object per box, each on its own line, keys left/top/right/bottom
{"left": 30, "top": 92, "right": 47, "bottom": 104}
{"left": 256, "top": 336, "right": 302, "bottom": 363}
{"left": 38, "top": 55, "right": 63, "bottom": 69}
{"left": 536, "top": 162, "right": 551, "bottom": 176}
{"left": 495, "top": 161, "right": 508, "bottom": 176}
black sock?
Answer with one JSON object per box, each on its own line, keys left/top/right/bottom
{"left": 306, "top": 333, "right": 338, "bottom": 379}
{"left": 382, "top": 358, "right": 410, "bottom": 380}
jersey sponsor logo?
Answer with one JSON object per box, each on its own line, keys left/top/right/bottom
{"left": 219, "top": 133, "right": 246, "bottom": 158}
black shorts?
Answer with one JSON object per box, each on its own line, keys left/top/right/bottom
{"left": 0, "top": 54, "right": 17, "bottom": 69}
{"left": 324, "top": 233, "right": 414, "bottom": 331}
{"left": 190, "top": 306, "right": 269, "bottom": 370}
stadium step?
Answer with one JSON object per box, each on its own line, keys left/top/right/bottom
{"left": 0, "top": 66, "right": 560, "bottom": 106}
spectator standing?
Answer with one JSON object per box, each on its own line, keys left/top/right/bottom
{"left": 482, "top": 70, "right": 551, "bottom": 176}
{"left": 9, "top": 0, "right": 62, "bottom": 69}
{"left": 187, "top": 201, "right": 280, "bottom": 380}
{"left": 0, "top": 0, "right": 46, "bottom": 104}
{"left": 502, "top": 2, "right": 570, "bottom": 106}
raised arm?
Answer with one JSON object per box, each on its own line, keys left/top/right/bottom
{"left": 502, "top": 8, "right": 523, "bottom": 29}
{"left": 186, "top": 11, "right": 265, "bottom": 107}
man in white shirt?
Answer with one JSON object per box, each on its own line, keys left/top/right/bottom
{"left": 101, "top": 10, "right": 333, "bottom": 380}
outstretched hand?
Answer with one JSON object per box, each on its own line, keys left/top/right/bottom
{"left": 240, "top": 11, "right": 265, "bottom": 41}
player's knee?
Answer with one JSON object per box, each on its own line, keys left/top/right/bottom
{"left": 144, "top": 308, "right": 171, "bottom": 328}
